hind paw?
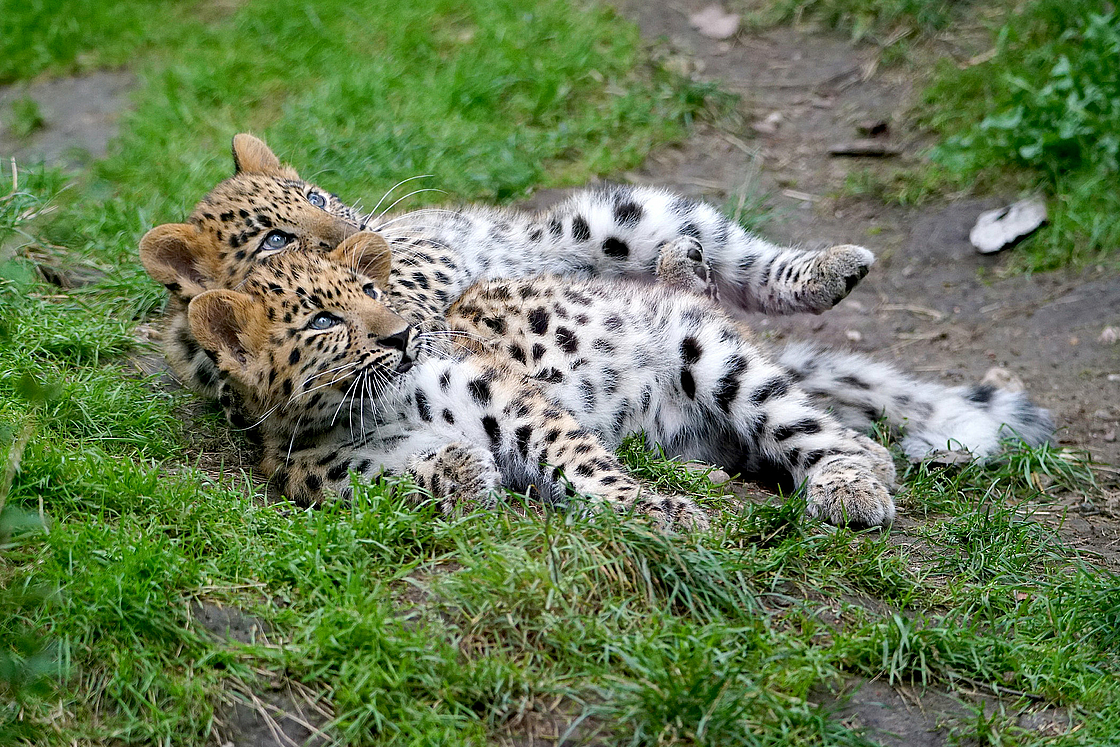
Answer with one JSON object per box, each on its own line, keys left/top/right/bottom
{"left": 656, "top": 237, "right": 720, "bottom": 301}
{"left": 801, "top": 244, "right": 874, "bottom": 313}
{"left": 633, "top": 491, "right": 711, "bottom": 532}
{"left": 804, "top": 455, "right": 895, "bottom": 529}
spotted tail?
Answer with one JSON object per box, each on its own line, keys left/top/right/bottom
{"left": 776, "top": 342, "right": 1056, "bottom": 458}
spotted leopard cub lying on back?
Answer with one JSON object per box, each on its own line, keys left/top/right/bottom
{"left": 186, "top": 231, "right": 900, "bottom": 529}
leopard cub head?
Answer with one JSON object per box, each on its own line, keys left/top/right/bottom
{"left": 139, "top": 133, "right": 365, "bottom": 302}
{"left": 186, "top": 232, "right": 416, "bottom": 437}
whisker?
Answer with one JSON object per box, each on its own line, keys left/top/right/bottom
{"left": 285, "top": 412, "right": 305, "bottom": 465}
{"left": 373, "top": 208, "right": 462, "bottom": 230}
{"left": 366, "top": 174, "right": 435, "bottom": 224}
{"left": 331, "top": 373, "right": 364, "bottom": 428}
{"left": 303, "top": 359, "right": 363, "bottom": 384}
{"left": 373, "top": 188, "right": 448, "bottom": 224}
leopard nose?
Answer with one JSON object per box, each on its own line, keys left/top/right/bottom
{"left": 378, "top": 326, "right": 412, "bottom": 351}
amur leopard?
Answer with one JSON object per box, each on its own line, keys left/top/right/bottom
{"left": 184, "top": 234, "right": 895, "bottom": 529}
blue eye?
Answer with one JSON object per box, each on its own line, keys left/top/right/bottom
{"left": 307, "top": 192, "right": 326, "bottom": 209}
{"left": 308, "top": 312, "right": 339, "bottom": 330}
{"left": 264, "top": 231, "right": 293, "bottom": 250}
{"left": 363, "top": 283, "right": 380, "bottom": 299}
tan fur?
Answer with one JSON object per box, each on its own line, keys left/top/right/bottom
{"left": 232, "top": 133, "right": 300, "bottom": 179}
{"left": 188, "top": 290, "right": 270, "bottom": 370}
{"left": 185, "top": 243, "right": 414, "bottom": 439}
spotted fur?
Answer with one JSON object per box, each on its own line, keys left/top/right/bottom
{"left": 656, "top": 237, "right": 1055, "bottom": 459}
{"left": 186, "top": 240, "right": 895, "bottom": 530}
{"left": 188, "top": 242, "right": 708, "bottom": 530}
{"left": 141, "top": 134, "right": 875, "bottom": 406}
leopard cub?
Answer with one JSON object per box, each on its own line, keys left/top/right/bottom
{"left": 185, "top": 231, "right": 895, "bottom": 529}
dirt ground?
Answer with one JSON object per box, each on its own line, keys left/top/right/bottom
{"left": 3, "top": 7, "right": 1119, "bottom": 745}
{"left": 602, "top": 3, "right": 1120, "bottom": 743}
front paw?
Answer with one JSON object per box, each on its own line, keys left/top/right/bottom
{"left": 406, "top": 441, "right": 501, "bottom": 515}
{"left": 844, "top": 429, "right": 897, "bottom": 489}
{"left": 804, "top": 455, "right": 895, "bottom": 529}
{"left": 804, "top": 244, "right": 874, "bottom": 312}
{"left": 633, "top": 492, "right": 711, "bottom": 532}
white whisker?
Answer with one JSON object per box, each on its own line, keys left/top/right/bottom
{"left": 373, "top": 188, "right": 448, "bottom": 224}
{"left": 366, "top": 174, "right": 435, "bottom": 224}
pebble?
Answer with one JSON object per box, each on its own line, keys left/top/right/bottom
{"left": 1100, "top": 327, "right": 1119, "bottom": 345}
{"left": 752, "top": 111, "right": 783, "bottom": 135}
{"left": 1105, "top": 430, "right": 1117, "bottom": 443}
{"left": 845, "top": 330, "right": 863, "bottom": 342}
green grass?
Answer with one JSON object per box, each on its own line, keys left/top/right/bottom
{"left": 0, "top": 0, "right": 207, "bottom": 84}
{"left": 4, "top": 97, "right": 45, "bottom": 140}
{"left": 740, "top": 0, "right": 960, "bottom": 45}
{"left": 788, "top": 0, "right": 1119, "bottom": 271}
{"left": 922, "top": 1, "right": 1120, "bottom": 270}
{"left": 3, "top": 0, "right": 1120, "bottom": 744}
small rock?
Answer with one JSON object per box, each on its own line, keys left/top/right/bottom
{"left": 845, "top": 330, "right": 863, "bottom": 342}
{"left": 1093, "top": 409, "right": 1111, "bottom": 420}
{"left": 1105, "top": 429, "right": 1116, "bottom": 443}
{"left": 981, "top": 366, "right": 1025, "bottom": 393}
{"left": 662, "top": 54, "right": 695, "bottom": 78}
{"left": 752, "top": 111, "right": 783, "bottom": 135}
{"left": 1099, "top": 326, "right": 1119, "bottom": 345}
{"left": 688, "top": 4, "right": 741, "bottom": 40}
{"left": 1069, "top": 336, "right": 1079, "bottom": 346}
{"left": 969, "top": 197, "right": 1048, "bottom": 254}
{"left": 1109, "top": 374, "right": 1120, "bottom": 382}
{"left": 707, "top": 469, "right": 732, "bottom": 485}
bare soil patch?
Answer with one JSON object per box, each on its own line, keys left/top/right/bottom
{"left": 0, "top": 71, "right": 133, "bottom": 167}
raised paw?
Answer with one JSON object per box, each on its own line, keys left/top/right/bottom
{"left": 801, "top": 244, "right": 874, "bottom": 313}
{"left": 632, "top": 491, "right": 711, "bottom": 532}
{"left": 804, "top": 455, "right": 895, "bottom": 529}
{"left": 844, "top": 429, "right": 897, "bottom": 489}
{"left": 655, "top": 237, "right": 720, "bottom": 302}
{"left": 406, "top": 441, "right": 502, "bottom": 516}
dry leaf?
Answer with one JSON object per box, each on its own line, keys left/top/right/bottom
{"left": 969, "top": 197, "right": 1048, "bottom": 254}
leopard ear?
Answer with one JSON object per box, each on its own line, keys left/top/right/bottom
{"left": 188, "top": 289, "right": 269, "bottom": 371}
{"left": 231, "top": 133, "right": 300, "bottom": 179}
{"left": 139, "top": 223, "right": 214, "bottom": 298}
{"left": 329, "top": 231, "right": 392, "bottom": 286}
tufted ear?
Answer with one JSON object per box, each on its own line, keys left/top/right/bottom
{"left": 231, "top": 133, "right": 300, "bottom": 179}
{"left": 329, "top": 231, "right": 392, "bottom": 286}
{"left": 188, "top": 289, "right": 270, "bottom": 371}
{"left": 139, "top": 223, "right": 215, "bottom": 298}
